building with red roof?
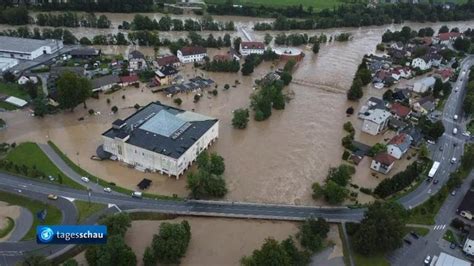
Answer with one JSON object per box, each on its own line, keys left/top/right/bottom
{"left": 239, "top": 41, "right": 265, "bottom": 56}
{"left": 371, "top": 153, "right": 396, "bottom": 174}
{"left": 177, "top": 46, "right": 207, "bottom": 64}
{"left": 119, "top": 75, "right": 139, "bottom": 86}
{"left": 387, "top": 133, "right": 413, "bottom": 159}
{"left": 390, "top": 102, "right": 411, "bottom": 118}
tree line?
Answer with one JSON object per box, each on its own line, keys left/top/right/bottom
{"left": 38, "top": 0, "right": 154, "bottom": 13}
{"left": 463, "top": 66, "right": 474, "bottom": 115}
{"left": 129, "top": 14, "right": 234, "bottom": 31}
{"left": 36, "top": 12, "right": 111, "bottom": 28}
{"left": 373, "top": 161, "right": 426, "bottom": 198}
{"left": 312, "top": 164, "right": 355, "bottom": 204}
{"left": 203, "top": 58, "right": 240, "bottom": 73}
{"left": 347, "top": 59, "right": 372, "bottom": 101}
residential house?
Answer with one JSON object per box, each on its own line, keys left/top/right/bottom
{"left": 464, "top": 228, "right": 474, "bottom": 256}
{"left": 433, "top": 32, "right": 462, "bottom": 45}
{"left": 128, "top": 50, "right": 147, "bottom": 71}
{"left": 390, "top": 102, "right": 411, "bottom": 119}
{"left": 401, "top": 126, "right": 423, "bottom": 146}
{"left": 358, "top": 97, "right": 385, "bottom": 118}
{"left": 413, "top": 96, "right": 436, "bottom": 114}
{"left": 373, "top": 70, "right": 396, "bottom": 87}
{"left": 119, "top": 75, "right": 139, "bottom": 87}
{"left": 413, "top": 76, "right": 436, "bottom": 93}
{"left": 361, "top": 109, "right": 391, "bottom": 135}
{"left": 155, "top": 55, "right": 180, "bottom": 69}
{"left": 371, "top": 153, "right": 396, "bottom": 174}
{"left": 239, "top": 41, "right": 265, "bottom": 56}
{"left": 387, "top": 133, "right": 412, "bottom": 159}
{"left": 392, "top": 89, "right": 411, "bottom": 102}
{"left": 177, "top": 46, "right": 207, "bottom": 64}
{"left": 154, "top": 65, "right": 178, "bottom": 86}
{"left": 91, "top": 75, "right": 120, "bottom": 92}
{"left": 388, "top": 117, "right": 408, "bottom": 131}
{"left": 434, "top": 68, "right": 454, "bottom": 83}
{"left": 69, "top": 48, "right": 101, "bottom": 59}
{"left": 411, "top": 57, "right": 432, "bottom": 71}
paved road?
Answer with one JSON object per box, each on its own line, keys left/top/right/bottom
{"left": 7, "top": 208, "right": 33, "bottom": 242}
{"left": 398, "top": 55, "right": 474, "bottom": 209}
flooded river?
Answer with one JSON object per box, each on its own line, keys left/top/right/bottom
{"left": 1, "top": 19, "right": 473, "bottom": 205}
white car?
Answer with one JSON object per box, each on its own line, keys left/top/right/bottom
{"left": 455, "top": 87, "right": 459, "bottom": 92}
{"left": 103, "top": 187, "right": 112, "bottom": 193}
{"left": 424, "top": 255, "right": 431, "bottom": 265}
{"left": 81, "top": 176, "right": 90, "bottom": 183}
{"left": 463, "top": 131, "right": 471, "bottom": 137}
{"left": 453, "top": 114, "right": 458, "bottom": 120}
{"left": 427, "top": 140, "right": 435, "bottom": 145}
{"left": 451, "top": 158, "right": 457, "bottom": 164}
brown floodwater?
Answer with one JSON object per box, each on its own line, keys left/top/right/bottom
{"left": 1, "top": 20, "right": 473, "bottom": 205}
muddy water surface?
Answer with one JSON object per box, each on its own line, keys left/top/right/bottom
{"left": 1, "top": 20, "right": 474, "bottom": 205}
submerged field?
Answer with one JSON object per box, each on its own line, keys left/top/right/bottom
{"left": 205, "top": 0, "right": 345, "bottom": 9}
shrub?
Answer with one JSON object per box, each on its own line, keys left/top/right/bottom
{"left": 88, "top": 109, "right": 94, "bottom": 115}
{"left": 174, "top": 98, "right": 183, "bottom": 106}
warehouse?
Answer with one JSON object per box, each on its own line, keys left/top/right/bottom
{"left": 0, "top": 36, "right": 63, "bottom": 60}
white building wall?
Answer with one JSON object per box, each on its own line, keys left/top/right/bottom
{"left": 102, "top": 121, "right": 219, "bottom": 178}
{"left": 239, "top": 48, "right": 264, "bottom": 56}
{"left": 387, "top": 145, "right": 403, "bottom": 159}
{"left": 177, "top": 51, "right": 207, "bottom": 64}
{"left": 463, "top": 238, "right": 474, "bottom": 256}
{"left": 362, "top": 120, "right": 381, "bottom": 135}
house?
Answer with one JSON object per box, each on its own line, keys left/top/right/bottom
{"left": 457, "top": 189, "right": 474, "bottom": 220}
{"left": 433, "top": 32, "right": 462, "bottom": 45}
{"left": 358, "top": 97, "right": 385, "bottom": 118}
{"left": 431, "top": 252, "right": 471, "bottom": 266}
{"left": 69, "top": 48, "right": 101, "bottom": 59}
{"left": 239, "top": 41, "right": 265, "bottom": 56}
{"left": 361, "top": 109, "right": 391, "bottom": 135}
{"left": 411, "top": 57, "right": 432, "bottom": 71}
{"left": 119, "top": 75, "right": 139, "bottom": 87}
{"left": 370, "top": 153, "right": 396, "bottom": 174}
{"left": 434, "top": 68, "right": 454, "bottom": 83}
{"left": 155, "top": 55, "right": 181, "bottom": 68}
{"left": 402, "top": 126, "right": 423, "bottom": 146}
{"left": 413, "top": 96, "right": 436, "bottom": 114}
{"left": 128, "top": 50, "right": 147, "bottom": 71}
{"left": 413, "top": 76, "right": 436, "bottom": 93}
{"left": 463, "top": 228, "right": 474, "bottom": 256}
{"left": 387, "top": 133, "right": 412, "bottom": 159}
{"left": 17, "top": 75, "right": 38, "bottom": 85}
{"left": 388, "top": 117, "right": 408, "bottom": 131}
{"left": 91, "top": 75, "right": 120, "bottom": 92}
{"left": 390, "top": 102, "right": 411, "bottom": 118}
{"left": 177, "top": 46, "right": 207, "bottom": 64}
{"left": 0, "top": 57, "right": 18, "bottom": 73}
{"left": 393, "top": 89, "right": 411, "bottom": 102}
{"left": 101, "top": 101, "right": 219, "bottom": 178}
{"left": 154, "top": 65, "right": 178, "bottom": 86}
{"left": 0, "top": 36, "right": 63, "bottom": 60}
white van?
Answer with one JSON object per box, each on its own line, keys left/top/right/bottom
{"left": 131, "top": 191, "right": 142, "bottom": 198}
{"left": 453, "top": 115, "right": 458, "bottom": 120}
{"left": 451, "top": 157, "right": 457, "bottom": 164}
{"left": 453, "top": 128, "right": 458, "bottom": 135}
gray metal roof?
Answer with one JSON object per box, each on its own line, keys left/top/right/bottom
{"left": 0, "top": 36, "right": 59, "bottom": 54}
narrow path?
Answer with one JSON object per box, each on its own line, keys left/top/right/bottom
{"left": 341, "top": 223, "right": 355, "bottom": 266}
{"left": 7, "top": 208, "right": 33, "bottom": 242}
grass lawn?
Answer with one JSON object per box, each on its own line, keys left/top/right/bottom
{"left": 3, "top": 142, "right": 85, "bottom": 190}
{"left": 205, "top": 0, "right": 345, "bottom": 9}
{"left": 47, "top": 141, "right": 180, "bottom": 200}
{"left": 0, "top": 83, "right": 29, "bottom": 99}
{"left": 338, "top": 224, "right": 351, "bottom": 266}
{"left": 74, "top": 200, "right": 106, "bottom": 223}
{"left": 0, "top": 217, "right": 14, "bottom": 239}
{"left": 0, "top": 191, "right": 62, "bottom": 240}
{"left": 467, "top": 120, "right": 474, "bottom": 134}
{"left": 0, "top": 101, "right": 18, "bottom": 111}
{"left": 404, "top": 226, "right": 430, "bottom": 236}
{"left": 353, "top": 252, "right": 390, "bottom": 266}
{"left": 443, "top": 229, "right": 457, "bottom": 243}
{"left": 407, "top": 186, "right": 449, "bottom": 225}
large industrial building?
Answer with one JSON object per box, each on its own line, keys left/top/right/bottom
{"left": 0, "top": 36, "right": 63, "bottom": 60}
{"left": 101, "top": 102, "right": 219, "bottom": 178}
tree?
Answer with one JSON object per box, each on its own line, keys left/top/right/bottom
{"left": 281, "top": 237, "right": 310, "bottom": 266}
{"left": 143, "top": 246, "right": 155, "bottom": 266}
{"left": 233, "top": 37, "right": 242, "bottom": 52}
{"left": 438, "top": 25, "right": 449, "bottom": 33}
{"left": 327, "top": 164, "right": 355, "bottom": 187}
{"left": 312, "top": 41, "right": 320, "bottom": 54}
{"left": 453, "top": 37, "right": 471, "bottom": 52}
{"left": 343, "top": 121, "right": 354, "bottom": 134}
{"left": 241, "top": 238, "right": 291, "bottom": 266}
{"left": 2, "top": 71, "right": 15, "bottom": 82}
{"left": 151, "top": 221, "right": 191, "bottom": 264}
{"left": 174, "top": 98, "right": 182, "bottom": 106}
{"left": 86, "top": 235, "right": 136, "bottom": 266}
{"left": 100, "top": 213, "right": 131, "bottom": 237}
{"left": 79, "top": 37, "right": 92, "bottom": 45}
{"left": 232, "top": 108, "right": 250, "bottom": 129}
{"left": 419, "top": 143, "right": 430, "bottom": 159}
{"left": 353, "top": 201, "right": 407, "bottom": 255}
{"left": 111, "top": 105, "right": 118, "bottom": 113}
{"left": 323, "top": 180, "right": 349, "bottom": 204}
{"left": 264, "top": 33, "right": 273, "bottom": 45}
{"left": 20, "top": 255, "right": 51, "bottom": 266}
{"left": 368, "top": 143, "right": 387, "bottom": 157}
{"left": 62, "top": 259, "right": 79, "bottom": 266}
{"left": 56, "top": 72, "right": 91, "bottom": 111}
{"left": 280, "top": 72, "right": 293, "bottom": 86}
{"left": 33, "top": 96, "right": 48, "bottom": 117}
{"left": 297, "top": 217, "right": 329, "bottom": 252}
{"left": 209, "top": 153, "right": 225, "bottom": 175}
{"left": 347, "top": 78, "right": 363, "bottom": 100}
{"left": 383, "top": 89, "right": 393, "bottom": 102}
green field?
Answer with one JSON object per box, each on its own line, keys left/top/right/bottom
{"left": 3, "top": 142, "right": 85, "bottom": 190}
{"left": 0, "top": 191, "right": 62, "bottom": 240}
{"left": 353, "top": 252, "right": 390, "bottom": 266}
{"left": 205, "top": 0, "right": 345, "bottom": 9}
{"left": 404, "top": 226, "right": 430, "bottom": 236}
{"left": 443, "top": 229, "right": 458, "bottom": 243}
{"left": 0, "top": 217, "right": 14, "bottom": 239}
{"left": 0, "top": 83, "right": 29, "bottom": 99}
{"left": 74, "top": 200, "right": 106, "bottom": 223}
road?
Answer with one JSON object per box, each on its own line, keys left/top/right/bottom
{"left": 0, "top": 56, "right": 471, "bottom": 264}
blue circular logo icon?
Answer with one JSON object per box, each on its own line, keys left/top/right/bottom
{"left": 38, "top": 227, "right": 54, "bottom": 243}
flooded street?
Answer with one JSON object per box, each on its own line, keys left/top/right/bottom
{"left": 1, "top": 19, "right": 474, "bottom": 204}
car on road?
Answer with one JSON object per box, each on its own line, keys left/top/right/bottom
{"left": 427, "top": 140, "right": 435, "bottom": 145}
{"left": 103, "top": 187, "right": 112, "bottom": 193}
{"left": 454, "top": 114, "right": 458, "bottom": 120}
{"left": 47, "top": 194, "right": 58, "bottom": 200}
{"left": 451, "top": 157, "right": 457, "bottom": 164}
{"left": 455, "top": 87, "right": 459, "bottom": 92}
{"left": 453, "top": 128, "right": 458, "bottom": 135}
{"left": 451, "top": 190, "right": 457, "bottom": 196}
{"left": 453, "top": 142, "right": 458, "bottom": 147}
{"left": 410, "top": 231, "right": 419, "bottom": 239}
{"left": 439, "top": 146, "right": 444, "bottom": 151}
{"left": 81, "top": 176, "right": 90, "bottom": 183}
{"left": 131, "top": 191, "right": 142, "bottom": 198}
{"left": 433, "top": 179, "right": 439, "bottom": 184}
{"left": 403, "top": 239, "right": 412, "bottom": 245}
{"left": 424, "top": 255, "right": 431, "bottom": 265}
{"left": 450, "top": 242, "right": 457, "bottom": 249}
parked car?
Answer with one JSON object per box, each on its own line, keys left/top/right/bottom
{"left": 81, "top": 176, "right": 90, "bottom": 183}
{"left": 451, "top": 158, "right": 457, "bottom": 164}
{"left": 427, "top": 140, "right": 436, "bottom": 145}
{"left": 47, "top": 194, "right": 58, "bottom": 200}
{"left": 454, "top": 114, "right": 458, "bottom": 120}
{"left": 439, "top": 146, "right": 444, "bottom": 151}
{"left": 424, "top": 255, "right": 431, "bottom": 265}
{"left": 103, "top": 187, "right": 112, "bottom": 193}
{"left": 131, "top": 191, "right": 142, "bottom": 198}
{"left": 404, "top": 239, "right": 412, "bottom": 245}
{"left": 451, "top": 190, "right": 457, "bottom": 196}
{"left": 433, "top": 179, "right": 439, "bottom": 185}
{"left": 450, "top": 242, "right": 457, "bottom": 249}
{"left": 410, "top": 231, "right": 419, "bottom": 239}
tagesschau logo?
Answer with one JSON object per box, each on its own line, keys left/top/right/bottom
{"left": 37, "top": 225, "right": 107, "bottom": 244}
